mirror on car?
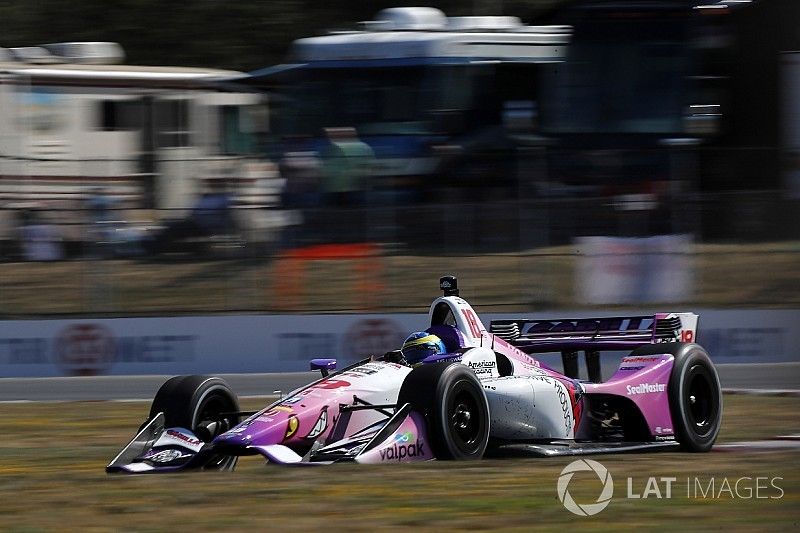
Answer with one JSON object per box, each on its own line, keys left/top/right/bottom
{"left": 309, "top": 358, "right": 337, "bottom": 377}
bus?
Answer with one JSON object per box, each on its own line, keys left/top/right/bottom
{"left": 0, "top": 42, "right": 271, "bottom": 210}
{"left": 250, "top": 7, "right": 570, "bottom": 202}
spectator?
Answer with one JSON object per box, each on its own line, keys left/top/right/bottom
{"left": 321, "top": 127, "right": 375, "bottom": 207}
{"left": 86, "top": 187, "right": 115, "bottom": 257}
{"left": 279, "top": 136, "right": 323, "bottom": 208}
{"left": 145, "top": 179, "right": 236, "bottom": 255}
{"left": 85, "top": 188, "right": 145, "bottom": 258}
{"left": 19, "top": 208, "right": 63, "bottom": 261}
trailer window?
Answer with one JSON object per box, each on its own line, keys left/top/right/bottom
{"left": 220, "top": 105, "right": 258, "bottom": 155}
{"left": 155, "top": 99, "right": 191, "bottom": 147}
{"left": 98, "top": 100, "right": 141, "bottom": 131}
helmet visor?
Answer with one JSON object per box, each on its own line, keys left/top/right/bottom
{"left": 402, "top": 342, "right": 441, "bottom": 364}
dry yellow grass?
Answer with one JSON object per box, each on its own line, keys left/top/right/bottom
{"left": 0, "top": 241, "right": 797, "bottom": 315}
{"left": 0, "top": 394, "right": 797, "bottom": 531}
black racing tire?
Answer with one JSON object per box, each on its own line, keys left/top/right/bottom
{"left": 630, "top": 343, "right": 722, "bottom": 452}
{"left": 149, "top": 375, "right": 241, "bottom": 470}
{"left": 397, "top": 362, "right": 490, "bottom": 460}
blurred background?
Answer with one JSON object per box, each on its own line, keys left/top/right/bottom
{"left": 0, "top": 0, "right": 798, "bottom": 319}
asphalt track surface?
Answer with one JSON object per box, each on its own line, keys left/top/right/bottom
{"left": 0, "top": 363, "right": 797, "bottom": 402}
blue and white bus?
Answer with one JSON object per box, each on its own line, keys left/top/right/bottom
{"left": 250, "top": 7, "right": 570, "bottom": 201}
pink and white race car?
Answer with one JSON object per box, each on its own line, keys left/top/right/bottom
{"left": 107, "top": 276, "right": 722, "bottom": 473}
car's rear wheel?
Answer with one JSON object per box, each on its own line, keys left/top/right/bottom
{"left": 398, "top": 362, "right": 490, "bottom": 460}
{"left": 149, "top": 375, "right": 240, "bottom": 470}
{"left": 631, "top": 343, "right": 722, "bottom": 452}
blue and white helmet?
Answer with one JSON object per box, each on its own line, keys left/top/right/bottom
{"left": 401, "top": 331, "right": 446, "bottom": 364}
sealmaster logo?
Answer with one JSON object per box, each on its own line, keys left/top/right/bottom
{"left": 379, "top": 432, "right": 425, "bottom": 461}
{"left": 557, "top": 459, "right": 614, "bottom": 516}
{"left": 626, "top": 382, "right": 666, "bottom": 395}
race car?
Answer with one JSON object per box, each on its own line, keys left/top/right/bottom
{"left": 107, "top": 276, "right": 722, "bottom": 473}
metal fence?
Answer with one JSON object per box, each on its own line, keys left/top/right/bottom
{"left": 0, "top": 190, "right": 797, "bottom": 316}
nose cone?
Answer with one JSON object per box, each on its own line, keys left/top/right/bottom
{"left": 215, "top": 407, "right": 296, "bottom": 448}
{"left": 214, "top": 401, "right": 332, "bottom": 450}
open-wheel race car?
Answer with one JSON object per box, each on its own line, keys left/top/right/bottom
{"left": 107, "top": 276, "right": 722, "bottom": 473}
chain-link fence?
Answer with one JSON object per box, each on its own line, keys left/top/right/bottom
{"left": 0, "top": 189, "right": 797, "bottom": 316}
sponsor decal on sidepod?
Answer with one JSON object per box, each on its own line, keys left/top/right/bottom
{"left": 626, "top": 382, "right": 666, "bottom": 395}
{"left": 468, "top": 360, "right": 496, "bottom": 376}
{"left": 379, "top": 431, "right": 425, "bottom": 462}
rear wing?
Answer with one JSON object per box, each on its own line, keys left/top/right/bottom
{"left": 489, "top": 313, "right": 698, "bottom": 354}
{"left": 490, "top": 313, "right": 698, "bottom": 382}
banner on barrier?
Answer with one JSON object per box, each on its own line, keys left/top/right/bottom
{"left": 0, "top": 309, "right": 797, "bottom": 377}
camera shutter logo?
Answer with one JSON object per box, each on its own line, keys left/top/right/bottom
{"left": 557, "top": 459, "right": 614, "bottom": 516}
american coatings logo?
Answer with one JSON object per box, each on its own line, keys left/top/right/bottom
{"left": 557, "top": 459, "right": 614, "bottom": 516}
{"left": 626, "top": 382, "right": 666, "bottom": 395}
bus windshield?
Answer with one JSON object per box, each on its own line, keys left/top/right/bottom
{"left": 273, "top": 66, "right": 436, "bottom": 137}
{"left": 272, "top": 63, "right": 532, "bottom": 138}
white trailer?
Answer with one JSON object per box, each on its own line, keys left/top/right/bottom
{"left": 0, "top": 43, "right": 272, "bottom": 211}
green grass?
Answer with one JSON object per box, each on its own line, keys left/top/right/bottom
{"left": 0, "top": 394, "right": 798, "bottom": 531}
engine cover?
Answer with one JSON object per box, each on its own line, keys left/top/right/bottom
{"left": 482, "top": 375, "right": 576, "bottom": 440}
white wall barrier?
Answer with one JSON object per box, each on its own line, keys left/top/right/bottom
{"left": 0, "top": 309, "right": 798, "bottom": 377}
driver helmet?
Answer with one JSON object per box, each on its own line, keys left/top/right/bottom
{"left": 402, "top": 332, "right": 446, "bottom": 364}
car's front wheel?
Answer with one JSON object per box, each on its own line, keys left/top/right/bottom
{"left": 149, "top": 375, "right": 240, "bottom": 470}
{"left": 398, "top": 362, "right": 490, "bottom": 460}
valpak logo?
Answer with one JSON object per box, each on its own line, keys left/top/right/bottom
{"left": 557, "top": 459, "right": 614, "bottom": 516}
{"left": 379, "top": 432, "right": 425, "bottom": 462}
{"left": 626, "top": 382, "right": 666, "bottom": 395}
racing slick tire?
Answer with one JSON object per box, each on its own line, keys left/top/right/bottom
{"left": 630, "top": 343, "right": 722, "bottom": 452}
{"left": 397, "top": 362, "right": 490, "bottom": 460}
{"left": 149, "top": 375, "right": 241, "bottom": 470}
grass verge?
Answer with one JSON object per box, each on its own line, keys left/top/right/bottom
{"left": 0, "top": 394, "right": 797, "bottom": 531}
{"left": 0, "top": 241, "right": 798, "bottom": 315}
